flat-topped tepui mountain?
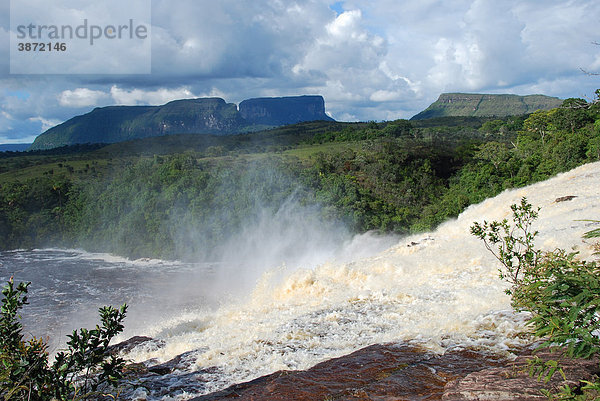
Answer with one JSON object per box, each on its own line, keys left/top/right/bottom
{"left": 411, "top": 93, "right": 563, "bottom": 120}
{"left": 30, "top": 95, "right": 334, "bottom": 150}
{"left": 239, "top": 95, "right": 332, "bottom": 126}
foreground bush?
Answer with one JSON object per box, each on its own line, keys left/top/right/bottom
{"left": 472, "top": 198, "right": 600, "bottom": 399}
{"left": 0, "top": 278, "right": 127, "bottom": 400}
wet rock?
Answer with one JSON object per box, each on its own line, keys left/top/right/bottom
{"left": 442, "top": 348, "right": 600, "bottom": 400}
{"left": 106, "top": 337, "right": 216, "bottom": 400}
{"left": 116, "top": 339, "right": 598, "bottom": 401}
{"left": 108, "top": 336, "right": 158, "bottom": 355}
{"left": 148, "top": 351, "right": 199, "bottom": 375}
{"left": 117, "top": 351, "right": 218, "bottom": 400}
{"left": 406, "top": 237, "right": 434, "bottom": 248}
{"left": 555, "top": 196, "right": 577, "bottom": 202}
{"left": 189, "top": 344, "right": 505, "bottom": 401}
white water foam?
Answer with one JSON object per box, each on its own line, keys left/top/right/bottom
{"left": 31, "top": 247, "right": 186, "bottom": 268}
{"left": 124, "top": 161, "right": 600, "bottom": 397}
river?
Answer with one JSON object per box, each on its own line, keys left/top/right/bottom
{"left": 1, "top": 161, "right": 599, "bottom": 400}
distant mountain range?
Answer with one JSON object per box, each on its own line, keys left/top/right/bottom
{"left": 411, "top": 93, "right": 563, "bottom": 120}
{"left": 0, "top": 144, "right": 31, "bottom": 152}
{"left": 25, "top": 92, "right": 565, "bottom": 150}
{"left": 30, "top": 95, "right": 334, "bottom": 150}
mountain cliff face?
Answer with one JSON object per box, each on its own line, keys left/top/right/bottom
{"left": 239, "top": 95, "right": 334, "bottom": 126}
{"left": 30, "top": 95, "right": 333, "bottom": 150}
{"left": 136, "top": 98, "right": 245, "bottom": 135}
{"left": 411, "top": 93, "right": 563, "bottom": 120}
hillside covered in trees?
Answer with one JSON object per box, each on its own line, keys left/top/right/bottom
{"left": 1, "top": 95, "right": 599, "bottom": 260}
{"left": 29, "top": 96, "right": 333, "bottom": 150}
{"left": 411, "top": 93, "right": 563, "bottom": 120}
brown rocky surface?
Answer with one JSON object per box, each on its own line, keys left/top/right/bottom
{"left": 554, "top": 196, "right": 578, "bottom": 203}
{"left": 442, "top": 348, "right": 599, "bottom": 400}
{"left": 189, "top": 344, "right": 505, "bottom": 401}
{"left": 113, "top": 338, "right": 598, "bottom": 400}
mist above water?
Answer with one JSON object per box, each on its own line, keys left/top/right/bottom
{"left": 0, "top": 185, "right": 396, "bottom": 355}
{"left": 205, "top": 196, "right": 398, "bottom": 297}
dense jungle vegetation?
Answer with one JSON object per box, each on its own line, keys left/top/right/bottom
{"left": 0, "top": 96, "right": 599, "bottom": 260}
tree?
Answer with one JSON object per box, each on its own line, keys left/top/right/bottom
{"left": 522, "top": 110, "right": 554, "bottom": 145}
{"left": 474, "top": 141, "right": 510, "bottom": 172}
{"left": 587, "top": 134, "right": 600, "bottom": 161}
{"left": 382, "top": 120, "right": 413, "bottom": 137}
{"left": 479, "top": 119, "right": 507, "bottom": 136}
{"left": 552, "top": 98, "right": 594, "bottom": 133}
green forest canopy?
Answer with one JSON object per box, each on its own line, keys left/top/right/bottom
{"left": 1, "top": 96, "right": 599, "bottom": 260}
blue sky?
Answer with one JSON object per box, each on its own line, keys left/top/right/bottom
{"left": 1, "top": 0, "right": 599, "bottom": 144}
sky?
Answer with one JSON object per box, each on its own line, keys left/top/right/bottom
{"left": 1, "top": 0, "right": 599, "bottom": 144}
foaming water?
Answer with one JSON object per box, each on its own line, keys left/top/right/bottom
{"left": 122, "top": 162, "right": 600, "bottom": 398}
{"left": 2, "top": 163, "right": 599, "bottom": 399}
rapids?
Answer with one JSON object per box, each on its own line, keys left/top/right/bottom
{"left": 1, "top": 161, "right": 599, "bottom": 400}
{"left": 121, "top": 161, "right": 600, "bottom": 398}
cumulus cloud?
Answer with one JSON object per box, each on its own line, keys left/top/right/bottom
{"left": 58, "top": 88, "right": 110, "bottom": 107}
{"left": 9, "top": 0, "right": 151, "bottom": 74}
{"left": 349, "top": 0, "right": 600, "bottom": 101}
{"left": 109, "top": 86, "right": 197, "bottom": 105}
{"left": 28, "top": 116, "right": 62, "bottom": 131}
{"left": 289, "top": 8, "right": 422, "bottom": 120}
{"left": 1, "top": 0, "right": 600, "bottom": 142}
{"left": 57, "top": 85, "right": 226, "bottom": 109}
{"left": 149, "top": 0, "right": 331, "bottom": 78}
{"left": 0, "top": 108, "right": 48, "bottom": 143}
{"left": 370, "top": 90, "right": 402, "bottom": 102}
{"left": 295, "top": 10, "right": 387, "bottom": 86}
{"left": 54, "top": 84, "right": 205, "bottom": 110}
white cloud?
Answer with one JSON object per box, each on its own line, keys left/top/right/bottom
{"left": 58, "top": 88, "right": 110, "bottom": 107}
{"left": 28, "top": 116, "right": 62, "bottom": 132}
{"left": 9, "top": 0, "right": 151, "bottom": 74}
{"left": 149, "top": 0, "right": 332, "bottom": 78}
{"left": 109, "top": 86, "right": 197, "bottom": 105}
{"left": 290, "top": 8, "right": 421, "bottom": 117}
{"left": 2, "top": 0, "right": 600, "bottom": 142}
{"left": 370, "top": 90, "right": 401, "bottom": 102}
{"left": 342, "top": 0, "right": 600, "bottom": 110}
{"left": 326, "top": 10, "right": 364, "bottom": 38}
{"left": 296, "top": 10, "right": 385, "bottom": 73}
{"left": 426, "top": 36, "right": 484, "bottom": 90}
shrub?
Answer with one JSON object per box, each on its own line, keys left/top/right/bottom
{"left": 0, "top": 277, "right": 127, "bottom": 400}
{"left": 470, "top": 197, "right": 541, "bottom": 295}
{"left": 471, "top": 199, "right": 600, "bottom": 357}
{"left": 471, "top": 198, "right": 600, "bottom": 399}
{"left": 471, "top": 198, "right": 600, "bottom": 400}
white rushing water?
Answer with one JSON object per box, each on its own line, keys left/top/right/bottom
{"left": 120, "top": 161, "right": 600, "bottom": 398}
